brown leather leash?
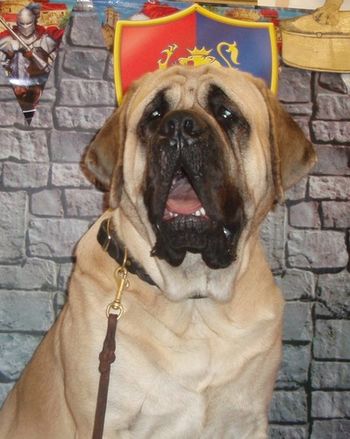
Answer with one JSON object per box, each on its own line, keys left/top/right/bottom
{"left": 92, "top": 218, "right": 130, "bottom": 439}
{"left": 92, "top": 313, "right": 118, "bottom": 439}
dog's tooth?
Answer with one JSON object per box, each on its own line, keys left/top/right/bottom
{"left": 200, "top": 207, "right": 206, "bottom": 216}
{"left": 194, "top": 210, "right": 201, "bottom": 216}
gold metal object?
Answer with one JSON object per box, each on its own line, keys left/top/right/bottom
{"left": 106, "top": 247, "right": 130, "bottom": 319}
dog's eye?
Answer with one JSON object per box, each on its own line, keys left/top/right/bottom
{"left": 217, "top": 106, "right": 236, "bottom": 126}
{"left": 149, "top": 109, "right": 163, "bottom": 120}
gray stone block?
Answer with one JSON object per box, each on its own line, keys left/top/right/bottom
{"left": 276, "top": 344, "right": 311, "bottom": 389}
{"left": 0, "top": 129, "right": 49, "bottom": 162}
{"left": 285, "top": 177, "right": 308, "bottom": 201}
{"left": 289, "top": 201, "right": 321, "bottom": 229}
{"left": 0, "top": 64, "right": 10, "bottom": 84}
{"left": 283, "top": 302, "right": 313, "bottom": 342}
{"left": 0, "top": 383, "right": 14, "bottom": 408}
{"left": 269, "top": 425, "right": 308, "bottom": 439}
{"left": 309, "top": 176, "right": 350, "bottom": 200}
{"left": 0, "top": 290, "right": 55, "bottom": 332}
{"left": 315, "top": 271, "right": 350, "bottom": 318}
{"left": 269, "top": 389, "right": 308, "bottom": 423}
{"left": 319, "top": 73, "right": 349, "bottom": 94}
{"left": 0, "top": 259, "right": 57, "bottom": 290}
{"left": 0, "top": 102, "right": 22, "bottom": 126}
{"left": 51, "top": 163, "right": 92, "bottom": 188}
{"left": 63, "top": 49, "right": 108, "bottom": 79}
{"left": 276, "top": 269, "right": 315, "bottom": 301}
{"left": 28, "top": 218, "right": 90, "bottom": 258}
{"left": 316, "top": 94, "right": 350, "bottom": 120}
{"left": 50, "top": 130, "right": 93, "bottom": 162}
{"left": 28, "top": 104, "right": 54, "bottom": 129}
{"left": 312, "top": 362, "right": 350, "bottom": 389}
{"left": 40, "top": 87, "right": 56, "bottom": 102}
{"left": 313, "top": 145, "right": 350, "bottom": 175}
{"left": 44, "top": 64, "right": 56, "bottom": 88}
{"left": 55, "top": 106, "right": 114, "bottom": 130}
{"left": 314, "top": 320, "right": 350, "bottom": 360}
{"left": 64, "top": 188, "right": 104, "bottom": 217}
{"left": 312, "top": 391, "right": 350, "bottom": 418}
{"left": 278, "top": 67, "right": 311, "bottom": 103}
{"left": 311, "top": 420, "right": 350, "bottom": 438}
{"left": 0, "top": 191, "right": 27, "bottom": 263}
{"left": 2, "top": 162, "right": 50, "bottom": 188}
{"left": 322, "top": 201, "right": 350, "bottom": 229}
{"left": 31, "top": 189, "right": 64, "bottom": 217}
{"left": 260, "top": 204, "right": 286, "bottom": 272}
{"left": 0, "top": 333, "right": 43, "bottom": 381}
{"left": 0, "top": 87, "right": 15, "bottom": 100}
{"left": 283, "top": 103, "right": 313, "bottom": 116}
{"left": 312, "top": 121, "right": 350, "bottom": 143}
{"left": 287, "top": 230, "right": 348, "bottom": 269}
{"left": 58, "top": 79, "right": 116, "bottom": 106}
{"left": 69, "top": 13, "right": 105, "bottom": 48}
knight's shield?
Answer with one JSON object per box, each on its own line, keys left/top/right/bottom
{"left": 114, "top": 4, "right": 278, "bottom": 104}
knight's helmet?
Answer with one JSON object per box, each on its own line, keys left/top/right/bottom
{"left": 16, "top": 7, "right": 36, "bottom": 38}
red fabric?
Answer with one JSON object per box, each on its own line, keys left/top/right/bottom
{"left": 141, "top": 1, "right": 179, "bottom": 19}
{"left": 42, "top": 3, "right": 67, "bottom": 10}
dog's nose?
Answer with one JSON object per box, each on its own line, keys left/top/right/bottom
{"left": 160, "top": 111, "right": 204, "bottom": 140}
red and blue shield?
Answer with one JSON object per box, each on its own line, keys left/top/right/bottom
{"left": 114, "top": 4, "right": 278, "bottom": 104}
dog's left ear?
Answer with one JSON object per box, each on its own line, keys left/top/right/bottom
{"left": 84, "top": 87, "right": 134, "bottom": 208}
{"left": 253, "top": 79, "right": 316, "bottom": 201}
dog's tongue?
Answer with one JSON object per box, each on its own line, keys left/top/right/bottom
{"left": 166, "top": 175, "right": 202, "bottom": 215}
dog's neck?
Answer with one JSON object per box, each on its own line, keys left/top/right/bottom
{"left": 109, "top": 206, "right": 261, "bottom": 303}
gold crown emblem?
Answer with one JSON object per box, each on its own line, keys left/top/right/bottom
{"left": 188, "top": 46, "right": 212, "bottom": 56}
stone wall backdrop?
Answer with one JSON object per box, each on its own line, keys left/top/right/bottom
{"left": 0, "top": 10, "right": 349, "bottom": 439}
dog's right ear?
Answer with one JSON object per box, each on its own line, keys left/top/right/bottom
{"left": 84, "top": 89, "right": 133, "bottom": 207}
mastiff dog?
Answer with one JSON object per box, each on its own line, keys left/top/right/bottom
{"left": 0, "top": 65, "right": 316, "bottom": 438}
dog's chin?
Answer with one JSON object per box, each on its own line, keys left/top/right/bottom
{"left": 150, "top": 215, "right": 241, "bottom": 270}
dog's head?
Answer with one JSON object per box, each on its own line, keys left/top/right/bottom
{"left": 85, "top": 65, "right": 315, "bottom": 274}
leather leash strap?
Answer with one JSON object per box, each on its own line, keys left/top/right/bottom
{"left": 92, "top": 313, "right": 118, "bottom": 439}
{"left": 92, "top": 218, "right": 130, "bottom": 439}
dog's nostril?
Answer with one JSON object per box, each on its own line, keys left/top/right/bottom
{"left": 167, "top": 120, "right": 176, "bottom": 136}
{"left": 183, "top": 118, "right": 194, "bottom": 134}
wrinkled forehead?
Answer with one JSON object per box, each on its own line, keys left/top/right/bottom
{"left": 126, "top": 65, "right": 268, "bottom": 125}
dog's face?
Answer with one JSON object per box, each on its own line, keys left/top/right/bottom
{"left": 85, "top": 65, "right": 315, "bottom": 278}
{"left": 140, "top": 84, "right": 248, "bottom": 269}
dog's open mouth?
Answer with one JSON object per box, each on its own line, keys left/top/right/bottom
{"left": 163, "top": 169, "right": 208, "bottom": 220}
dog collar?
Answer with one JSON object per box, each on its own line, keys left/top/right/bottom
{"left": 97, "top": 218, "right": 157, "bottom": 287}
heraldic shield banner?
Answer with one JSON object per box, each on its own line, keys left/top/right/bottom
{"left": 0, "top": 0, "right": 70, "bottom": 124}
{"left": 114, "top": 3, "right": 278, "bottom": 104}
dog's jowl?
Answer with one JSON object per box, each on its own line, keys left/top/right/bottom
{"left": 0, "top": 65, "right": 316, "bottom": 438}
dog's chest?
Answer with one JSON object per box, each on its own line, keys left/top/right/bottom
{"left": 105, "top": 305, "right": 273, "bottom": 437}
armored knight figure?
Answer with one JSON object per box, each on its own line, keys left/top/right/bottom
{"left": 0, "top": 4, "right": 61, "bottom": 114}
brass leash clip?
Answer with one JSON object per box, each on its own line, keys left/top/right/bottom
{"left": 106, "top": 247, "right": 130, "bottom": 319}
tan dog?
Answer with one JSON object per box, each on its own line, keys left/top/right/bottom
{"left": 0, "top": 65, "right": 315, "bottom": 438}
